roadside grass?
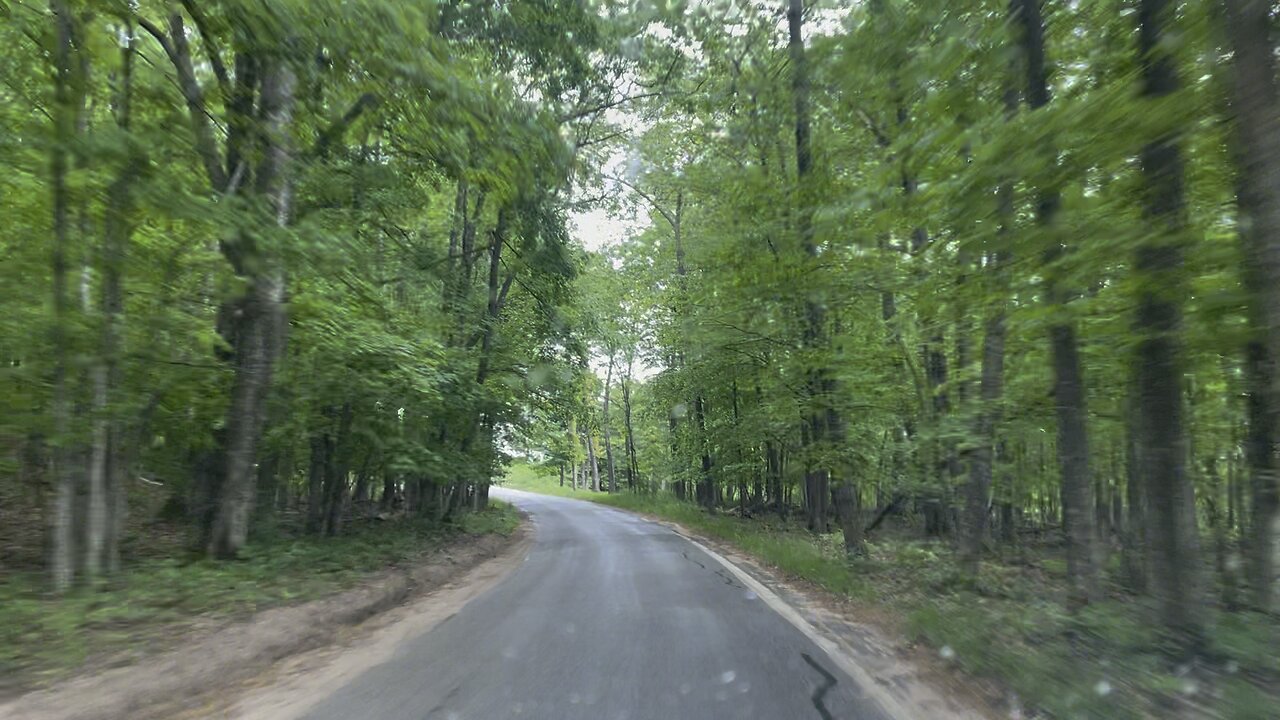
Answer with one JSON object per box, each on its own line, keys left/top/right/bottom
{"left": 499, "top": 463, "right": 1280, "bottom": 719}
{"left": 0, "top": 501, "right": 519, "bottom": 696}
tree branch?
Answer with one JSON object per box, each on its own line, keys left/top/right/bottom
{"left": 606, "top": 174, "right": 678, "bottom": 230}
{"left": 312, "top": 93, "right": 381, "bottom": 159}
{"left": 558, "top": 90, "right": 668, "bottom": 124}
{"left": 137, "top": 12, "right": 228, "bottom": 191}
{"left": 177, "top": 0, "right": 230, "bottom": 103}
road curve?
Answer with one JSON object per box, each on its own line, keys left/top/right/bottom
{"left": 301, "top": 488, "right": 894, "bottom": 720}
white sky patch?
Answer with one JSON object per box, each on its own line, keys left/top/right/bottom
{"left": 571, "top": 207, "right": 632, "bottom": 252}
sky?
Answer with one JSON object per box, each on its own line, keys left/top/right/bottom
{"left": 571, "top": 206, "right": 634, "bottom": 253}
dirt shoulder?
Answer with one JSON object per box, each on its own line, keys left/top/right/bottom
{"left": 0, "top": 522, "right": 531, "bottom": 720}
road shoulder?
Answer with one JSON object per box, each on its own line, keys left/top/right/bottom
{"left": 599, "top": 504, "right": 1003, "bottom": 720}
{"left": 0, "top": 521, "right": 531, "bottom": 720}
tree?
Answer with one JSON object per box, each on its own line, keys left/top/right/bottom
{"left": 1133, "top": 0, "right": 1204, "bottom": 653}
{"left": 1223, "top": 0, "right": 1280, "bottom": 615}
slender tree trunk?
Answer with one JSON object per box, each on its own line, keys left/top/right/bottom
{"left": 91, "top": 21, "right": 139, "bottom": 577}
{"left": 322, "top": 404, "right": 353, "bottom": 535}
{"left": 586, "top": 431, "right": 600, "bottom": 492}
{"left": 1123, "top": 388, "right": 1148, "bottom": 591}
{"left": 789, "top": 0, "right": 838, "bottom": 536}
{"left": 961, "top": 39, "right": 1021, "bottom": 575}
{"left": 1224, "top": 0, "right": 1280, "bottom": 615}
{"left": 622, "top": 358, "right": 638, "bottom": 490}
{"left": 695, "top": 394, "right": 714, "bottom": 509}
{"left": 380, "top": 471, "right": 395, "bottom": 511}
{"left": 307, "top": 431, "right": 326, "bottom": 533}
{"left": 732, "top": 382, "right": 747, "bottom": 515}
{"left": 602, "top": 355, "right": 617, "bottom": 493}
{"left": 48, "top": 0, "right": 84, "bottom": 592}
{"left": 1134, "top": 0, "right": 1205, "bottom": 654}
{"left": 962, "top": 266, "right": 1007, "bottom": 574}
{"left": 1007, "top": 0, "right": 1102, "bottom": 606}
{"left": 766, "top": 441, "right": 783, "bottom": 516}
{"left": 1053, "top": 322, "right": 1101, "bottom": 606}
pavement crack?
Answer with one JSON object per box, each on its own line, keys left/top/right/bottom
{"left": 681, "top": 550, "right": 707, "bottom": 570}
{"left": 801, "top": 652, "right": 837, "bottom": 720}
{"left": 714, "top": 567, "right": 745, "bottom": 589}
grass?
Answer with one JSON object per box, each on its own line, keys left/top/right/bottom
{"left": 500, "top": 463, "right": 1280, "bottom": 718}
{"left": 0, "top": 501, "right": 519, "bottom": 695}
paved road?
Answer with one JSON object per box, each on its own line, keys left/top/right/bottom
{"left": 302, "top": 489, "right": 893, "bottom": 720}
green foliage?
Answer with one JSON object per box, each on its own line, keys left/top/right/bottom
{"left": 0, "top": 512, "right": 512, "bottom": 690}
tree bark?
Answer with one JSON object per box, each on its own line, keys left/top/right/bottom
{"left": 208, "top": 57, "right": 294, "bottom": 558}
{"left": 586, "top": 430, "right": 600, "bottom": 492}
{"left": 1224, "top": 0, "right": 1280, "bottom": 615}
{"left": 962, "top": 272, "right": 1007, "bottom": 574}
{"left": 1134, "top": 0, "right": 1205, "bottom": 654}
{"left": 307, "top": 431, "right": 327, "bottom": 533}
{"left": 695, "top": 394, "right": 714, "bottom": 509}
{"left": 621, "top": 356, "right": 639, "bottom": 490}
{"left": 602, "top": 355, "right": 617, "bottom": 492}
{"left": 48, "top": 0, "right": 82, "bottom": 592}
{"left": 90, "top": 19, "right": 140, "bottom": 578}
{"left": 788, "top": 0, "right": 839, "bottom": 536}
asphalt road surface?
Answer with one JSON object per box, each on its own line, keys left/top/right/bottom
{"left": 301, "top": 488, "right": 894, "bottom": 720}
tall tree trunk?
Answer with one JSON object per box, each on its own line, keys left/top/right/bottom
{"left": 307, "top": 431, "right": 327, "bottom": 533}
{"left": 961, "top": 27, "right": 1022, "bottom": 574}
{"left": 208, "top": 58, "right": 294, "bottom": 558}
{"left": 622, "top": 357, "right": 639, "bottom": 490}
{"left": 1224, "top": 0, "right": 1280, "bottom": 615}
{"left": 961, "top": 262, "right": 1007, "bottom": 574}
{"left": 91, "top": 19, "right": 139, "bottom": 578}
{"left": 788, "top": 0, "right": 837, "bottom": 536}
{"left": 695, "top": 394, "right": 714, "bottom": 509}
{"left": 766, "top": 440, "right": 783, "bottom": 515}
{"left": 602, "top": 355, "right": 617, "bottom": 493}
{"left": 48, "top": 0, "right": 82, "bottom": 592}
{"left": 1123, "top": 387, "right": 1148, "bottom": 591}
{"left": 732, "top": 382, "right": 747, "bottom": 515}
{"left": 586, "top": 430, "right": 600, "bottom": 492}
{"left": 1134, "top": 0, "right": 1205, "bottom": 654}
{"left": 1006, "top": 0, "right": 1103, "bottom": 606}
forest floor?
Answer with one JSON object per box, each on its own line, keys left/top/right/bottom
{"left": 500, "top": 463, "right": 1280, "bottom": 720}
{"left": 0, "top": 497, "right": 522, "bottom": 719}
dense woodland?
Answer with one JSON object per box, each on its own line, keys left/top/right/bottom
{"left": 0, "top": 0, "right": 622, "bottom": 583}
{"left": 551, "top": 0, "right": 1280, "bottom": 661}
{"left": 3, "top": 0, "right": 1280, "bottom": 713}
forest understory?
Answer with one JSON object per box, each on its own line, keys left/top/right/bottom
{"left": 0, "top": 479, "right": 520, "bottom": 703}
